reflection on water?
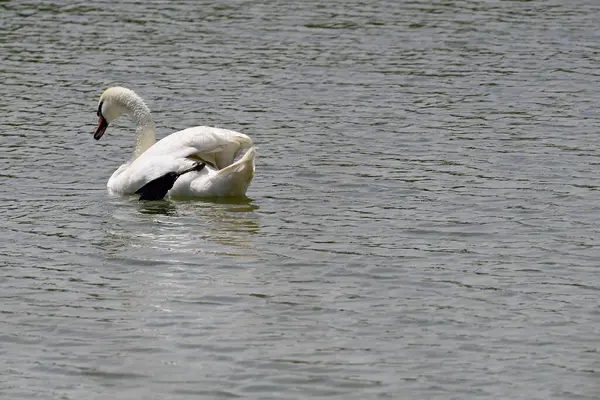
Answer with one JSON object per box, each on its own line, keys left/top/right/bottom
{"left": 101, "top": 197, "right": 261, "bottom": 260}
{"left": 176, "top": 199, "right": 261, "bottom": 256}
{"left": 138, "top": 199, "right": 179, "bottom": 216}
{"left": 137, "top": 196, "right": 257, "bottom": 216}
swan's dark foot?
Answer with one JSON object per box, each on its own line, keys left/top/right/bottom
{"left": 190, "top": 162, "right": 206, "bottom": 173}
{"left": 135, "top": 172, "right": 179, "bottom": 201}
{"left": 136, "top": 163, "right": 206, "bottom": 201}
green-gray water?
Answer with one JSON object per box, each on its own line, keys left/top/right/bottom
{"left": 1, "top": 1, "right": 599, "bottom": 399}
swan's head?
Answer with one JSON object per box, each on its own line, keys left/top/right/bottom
{"left": 93, "top": 87, "right": 148, "bottom": 140}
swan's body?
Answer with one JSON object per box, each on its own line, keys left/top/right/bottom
{"left": 92, "top": 87, "right": 255, "bottom": 200}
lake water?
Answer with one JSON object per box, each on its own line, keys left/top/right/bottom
{"left": 1, "top": 1, "right": 599, "bottom": 399}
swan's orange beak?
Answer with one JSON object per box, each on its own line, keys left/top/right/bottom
{"left": 93, "top": 115, "right": 108, "bottom": 140}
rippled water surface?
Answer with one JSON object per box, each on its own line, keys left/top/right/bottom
{"left": 2, "top": 1, "right": 600, "bottom": 399}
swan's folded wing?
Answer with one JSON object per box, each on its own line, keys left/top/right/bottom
{"left": 144, "top": 126, "right": 253, "bottom": 169}
{"left": 116, "top": 155, "right": 198, "bottom": 194}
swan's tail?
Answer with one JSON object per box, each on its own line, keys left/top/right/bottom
{"left": 214, "top": 146, "right": 256, "bottom": 197}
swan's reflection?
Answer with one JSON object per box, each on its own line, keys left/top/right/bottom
{"left": 138, "top": 200, "right": 178, "bottom": 216}
{"left": 74, "top": 197, "right": 263, "bottom": 332}
{"left": 174, "top": 198, "right": 260, "bottom": 255}
{"left": 100, "top": 196, "right": 261, "bottom": 258}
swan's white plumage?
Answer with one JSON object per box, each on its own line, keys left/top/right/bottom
{"left": 171, "top": 146, "right": 256, "bottom": 198}
{"left": 96, "top": 87, "right": 255, "bottom": 198}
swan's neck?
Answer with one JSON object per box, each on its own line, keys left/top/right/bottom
{"left": 133, "top": 115, "right": 156, "bottom": 159}
{"left": 126, "top": 97, "right": 156, "bottom": 159}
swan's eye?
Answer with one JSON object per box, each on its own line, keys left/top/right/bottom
{"left": 97, "top": 101, "right": 104, "bottom": 117}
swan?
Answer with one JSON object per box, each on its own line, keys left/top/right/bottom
{"left": 92, "top": 87, "right": 256, "bottom": 200}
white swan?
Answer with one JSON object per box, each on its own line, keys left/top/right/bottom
{"left": 92, "top": 87, "right": 256, "bottom": 200}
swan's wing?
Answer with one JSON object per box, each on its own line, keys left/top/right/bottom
{"left": 144, "top": 126, "right": 253, "bottom": 169}
{"left": 135, "top": 163, "right": 205, "bottom": 200}
{"left": 109, "top": 154, "right": 199, "bottom": 195}
{"left": 170, "top": 147, "right": 256, "bottom": 198}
